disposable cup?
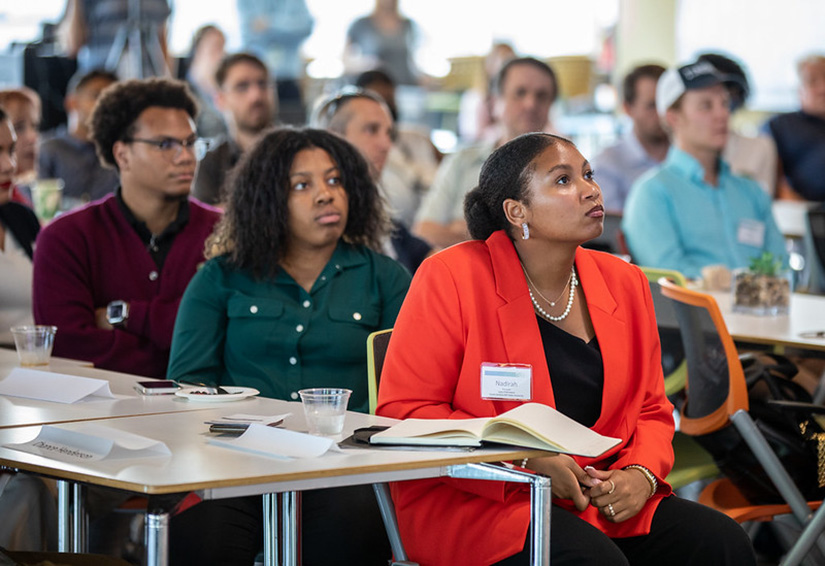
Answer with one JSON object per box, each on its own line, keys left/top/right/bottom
{"left": 298, "top": 388, "right": 352, "bottom": 436}
{"left": 10, "top": 325, "right": 57, "bottom": 366}
{"left": 31, "top": 179, "right": 64, "bottom": 221}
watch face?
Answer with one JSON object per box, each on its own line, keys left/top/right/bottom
{"left": 108, "top": 302, "right": 125, "bottom": 323}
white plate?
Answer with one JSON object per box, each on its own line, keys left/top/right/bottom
{"left": 175, "top": 386, "right": 260, "bottom": 402}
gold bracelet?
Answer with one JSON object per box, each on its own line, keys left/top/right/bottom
{"left": 623, "top": 464, "right": 658, "bottom": 499}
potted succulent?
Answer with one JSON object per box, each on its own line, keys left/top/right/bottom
{"left": 732, "top": 252, "right": 791, "bottom": 315}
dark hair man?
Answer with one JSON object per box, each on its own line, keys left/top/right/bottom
{"left": 33, "top": 78, "right": 221, "bottom": 377}
{"left": 39, "top": 69, "right": 120, "bottom": 210}
{"left": 413, "top": 57, "right": 558, "bottom": 247}
{"left": 192, "top": 52, "right": 276, "bottom": 205}
{"left": 591, "top": 64, "right": 669, "bottom": 211}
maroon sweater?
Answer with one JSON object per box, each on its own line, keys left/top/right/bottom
{"left": 33, "top": 195, "right": 221, "bottom": 378}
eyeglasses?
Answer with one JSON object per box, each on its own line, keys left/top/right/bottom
{"left": 125, "top": 136, "right": 210, "bottom": 161}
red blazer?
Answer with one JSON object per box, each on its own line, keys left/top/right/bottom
{"left": 377, "top": 230, "right": 674, "bottom": 566}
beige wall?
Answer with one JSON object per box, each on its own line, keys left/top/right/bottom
{"left": 615, "top": 0, "right": 678, "bottom": 82}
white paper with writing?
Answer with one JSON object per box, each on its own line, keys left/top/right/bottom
{"left": 209, "top": 423, "right": 338, "bottom": 459}
{"left": 3, "top": 423, "right": 171, "bottom": 463}
{"left": 0, "top": 368, "right": 116, "bottom": 404}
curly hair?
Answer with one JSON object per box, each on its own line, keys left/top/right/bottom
{"left": 89, "top": 78, "right": 198, "bottom": 170}
{"left": 465, "top": 132, "right": 572, "bottom": 241}
{"left": 207, "top": 127, "right": 390, "bottom": 279}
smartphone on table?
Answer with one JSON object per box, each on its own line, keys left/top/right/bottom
{"left": 134, "top": 380, "right": 181, "bottom": 395}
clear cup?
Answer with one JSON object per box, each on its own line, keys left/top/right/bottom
{"left": 31, "top": 179, "right": 64, "bottom": 221}
{"left": 10, "top": 325, "right": 58, "bottom": 367}
{"left": 298, "top": 388, "right": 352, "bottom": 436}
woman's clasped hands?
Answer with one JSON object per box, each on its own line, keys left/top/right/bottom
{"left": 526, "top": 456, "right": 651, "bottom": 523}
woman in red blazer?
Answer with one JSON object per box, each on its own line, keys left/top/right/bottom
{"left": 377, "top": 133, "right": 755, "bottom": 566}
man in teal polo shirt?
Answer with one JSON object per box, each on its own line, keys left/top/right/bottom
{"left": 623, "top": 60, "right": 786, "bottom": 279}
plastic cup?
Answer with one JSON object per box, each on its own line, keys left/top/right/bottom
{"left": 298, "top": 388, "right": 352, "bottom": 436}
{"left": 10, "top": 325, "right": 57, "bottom": 367}
{"left": 31, "top": 179, "right": 64, "bottom": 221}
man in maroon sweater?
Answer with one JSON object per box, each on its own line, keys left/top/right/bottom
{"left": 33, "top": 78, "right": 221, "bottom": 378}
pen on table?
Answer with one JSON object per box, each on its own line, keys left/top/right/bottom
{"left": 799, "top": 330, "right": 825, "bottom": 339}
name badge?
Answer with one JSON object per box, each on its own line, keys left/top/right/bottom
{"left": 737, "top": 219, "right": 766, "bottom": 248}
{"left": 480, "top": 363, "right": 532, "bottom": 401}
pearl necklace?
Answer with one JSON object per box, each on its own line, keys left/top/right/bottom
{"left": 523, "top": 266, "right": 578, "bottom": 322}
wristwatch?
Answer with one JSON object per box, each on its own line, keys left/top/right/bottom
{"left": 106, "top": 300, "right": 130, "bottom": 328}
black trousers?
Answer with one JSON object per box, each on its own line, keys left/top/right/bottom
{"left": 496, "top": 496, "right": 756, "bottom": 566}
{"left": 168, "top": 485, "right": 391, "bottom": 566}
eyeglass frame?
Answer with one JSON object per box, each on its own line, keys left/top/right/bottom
{"left": 123, "top": 136, "right": 211, "bottom": 161}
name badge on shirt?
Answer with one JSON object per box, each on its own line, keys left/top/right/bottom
{"left": 737, "top": 219, "right": 766, "bottom": 248}
{"left": 480, "top": 363, "right": 532, "bottom": 401}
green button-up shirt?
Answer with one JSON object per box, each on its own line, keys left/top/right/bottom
{"left": 168, "top": 242, "right": 411, "bottom": 413}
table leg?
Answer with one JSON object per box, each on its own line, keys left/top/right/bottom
{"left": 262, "top": 493, "right": 279, "bottom": 566}
{"left": 57, "top": 480, "right": 70, "bottom": 552}
{"left": 447, "top": 462, "right": 551, "bottom": 566}
{"left": 145, "top": 511, "right": 169, "bottom": 566}
{"left": 280, "top": 491, "right": 301, "bottom": 566}
{"left": 529, "top": 472, "right": 552, "bottom": 566}
{"left": 71, "top": 483, "right": 86, "bottom": 552}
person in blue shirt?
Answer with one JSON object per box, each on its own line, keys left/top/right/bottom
{"left": 623, "top": 60, "right": 786, "bottom": 279}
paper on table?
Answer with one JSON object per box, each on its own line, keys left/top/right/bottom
{"left": 204, "top": 413, "right": 291, "bottom": 426}
{"left": 3, "top": 423, "right": 171, "bottom": 463}
{"left": 208, "top": 423, "right": 338, "bottom": 459}
{"left": 0, "top": 368, "right": 115, "bottom": 403}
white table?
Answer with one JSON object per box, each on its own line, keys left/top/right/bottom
{"left": 0, "top": 348, "right": 245, "bottom": 429}
{"left": 708, "top": 291, "right": 825, "bottom": 353}
{"left": 772, "top": 200, "right": 815, "bottom": 239}
{"left": 0, "top": 399, "right": 551, "bottom": 566}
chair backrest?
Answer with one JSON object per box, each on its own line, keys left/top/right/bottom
{"left": 658, "top": 280, "right": 749, "bottom": 436}
{"left": 807, "top": 206, "right": 825, "bottom": 294}
{"left": 367, "top": 329, "right": 393, "bottom": 415}
{"left": 640, "top": 267, "right": 688, "bottom": 396}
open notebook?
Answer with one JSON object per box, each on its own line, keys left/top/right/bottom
{"left": 370, "top": 403, "right": 621, "bottom": 458}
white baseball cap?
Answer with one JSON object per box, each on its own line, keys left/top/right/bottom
{"left": 656, "top": 60, "right": 746, "bottom": 116}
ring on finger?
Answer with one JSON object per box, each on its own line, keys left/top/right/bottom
{"left": 607, "top": 503, "right": 616, "bottom": 517}
{"left": 607, "top": 479, "right": 615, "bottom": 495}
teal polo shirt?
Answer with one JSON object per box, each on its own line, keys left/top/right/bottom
{"left": 168, "top": 242, "right": 411, "bottom": 413}
{"left": 622, "top": 147, "right": 786, "bottom": 279}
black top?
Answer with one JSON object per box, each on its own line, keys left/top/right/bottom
{"left": 115, "top": 187, "right": 190, "bottom": 271}
{"left": 0, "top": 201, "right": 40, "bottom": 260}
{"left": 536, "top": 315, "right": 604, "bottom": 428}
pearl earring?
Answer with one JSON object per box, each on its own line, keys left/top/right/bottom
{"left": 521, "top": 223, "right": 530, "bottom": 240}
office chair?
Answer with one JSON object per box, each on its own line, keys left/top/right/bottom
{"left": 659, "top": 279, "right": 825, "bottom": 565}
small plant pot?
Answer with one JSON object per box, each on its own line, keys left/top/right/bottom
{"left": 732, "top": 269, "right": 791, "bottom": 316}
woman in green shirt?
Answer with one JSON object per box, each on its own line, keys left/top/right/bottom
{"left": 167, "top": 127, "right": 411, "bottom": 565}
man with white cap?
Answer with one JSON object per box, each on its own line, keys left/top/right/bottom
{"left": 622, "top": 60, "right": 786, "bottom": 279}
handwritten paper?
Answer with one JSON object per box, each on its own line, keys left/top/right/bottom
{"left": 4, "top": 423, "right": 170, "bottom": 463}
{"left": 209, "top": 424, "right": 338, "bottom": 459}
{"left": 0, "top": 368, "right": 116, "bottom": 403}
